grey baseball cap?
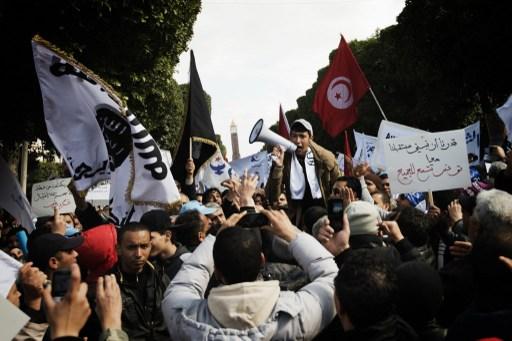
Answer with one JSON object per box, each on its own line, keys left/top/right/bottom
{"left": 291, "top": 119, "right": 313, "bottom": 136}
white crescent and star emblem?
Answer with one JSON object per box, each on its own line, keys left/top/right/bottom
{"left": 327, "top": 76, "right": 353, "bottom": 109}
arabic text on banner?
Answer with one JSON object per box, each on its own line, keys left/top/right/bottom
{"left": 383, "top": 129, "right": 471, "bottom": 194}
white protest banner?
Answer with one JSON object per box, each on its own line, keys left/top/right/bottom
{"left": 383, "top": 129, "right": 471, "bottom": 194}
{"left": 372, "top": 121, "right": 427, "bottom": 171}
{"left": 230, "top": 151, "right": 271, "bottom": 188}
{"left": 85, "top": 180, "right": 110, "bottom": 208}
{"left": 0, "top": 157, "right": 36, "bottom": 232}
{"left": 31, "top": 178, "right": 75, "bottom": 217}
{"left": 354, "top": 131, "right": 377, "bottom": 167}
{"left": 464, "top": 121, "right": 480, "bottom": 165}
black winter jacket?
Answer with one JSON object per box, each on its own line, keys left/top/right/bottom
{"left": 110, "top": 262, "right": 170, "bottom": 341}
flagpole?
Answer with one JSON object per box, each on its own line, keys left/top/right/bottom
{"left": 189, "top": 138, "right": 192, "bottom": 159}
{"left": 369, "top": 87, "right": 388, "bottom": 121}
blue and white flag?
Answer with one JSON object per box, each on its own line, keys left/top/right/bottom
{"left": 354, "top": 131, "right": 377, "bottom": 167}
{"left": 230, "top": 151, "right": 271, "bottom": 188}
{"left": 195, "top": 149, "right": 231, "bottom": 192}
{"left": 32, "top": 37, "right": 180, "bottom": 225}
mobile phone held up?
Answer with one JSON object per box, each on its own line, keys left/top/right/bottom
{"left": 238, "top": 212, "right": 270, "bottom": 228}
{"left": 51, "top": 268, "right": 71, "bottom": 299}
{"left": 327, "top": 198, "right": 344, "bottom": 232}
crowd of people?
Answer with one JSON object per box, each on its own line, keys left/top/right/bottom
{"left": 1, "top": 118, "right": 512, "bottom": 340}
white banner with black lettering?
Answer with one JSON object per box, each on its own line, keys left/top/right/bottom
{"left": 31, "top": 178, "right": 111, "bottom": 217}
{"left": 383, "top": 129, "right": 471, "bottom": 194}
{"left": 372, "top": 121, "right": 426, "bottom": 171}
{"left": 31, "top": 178, "right": 75, "bottom": 217}
{"left": 32, "top": 41, "right": 110, "bottom": 192}
{"left": 32, "top": 38, "right": 180, "bottom": 225}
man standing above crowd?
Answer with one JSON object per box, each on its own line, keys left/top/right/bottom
{"left": 266, "top": 119, "right": 341, "bottom": 226}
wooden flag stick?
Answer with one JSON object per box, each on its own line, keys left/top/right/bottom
{"left": 189, "top": 138, "right": 192, "bottom": 159}
{"left": 369, "top": 87, "right": 388, "bottom": 121}
{"left": 427, "top": 191, "right": 434, "bottom": 208}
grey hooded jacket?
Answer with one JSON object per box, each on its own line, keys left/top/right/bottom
{"left": 162, "top": 233, "right": 338, "bottom": 340}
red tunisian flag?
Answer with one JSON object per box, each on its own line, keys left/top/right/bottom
{"left": 313, "top": 35, "right": 370, "bottom": 137}
{"left": 278, "top": 104, "right": 290, "bottom": 139}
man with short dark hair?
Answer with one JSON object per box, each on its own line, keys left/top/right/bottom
{"left": 331, "top": 176, "right": 362, "bottom": 200}
{"left": 162, "top": 209, "right": 338, "bottom": 340}
{"left": 267, "top": 119, "right": 341, "bottom": 226}
{"left": 140, "top": 209, "right": 189, "bottom": 281}
{"left": 110, "top": 222, "right": 169, "bottom": 340}
{"left": 334, "top": 249, "right": 418, "bottom": 340}
{"left": 174, "top": 200, "right": 216, "bottom": 251}
{"left": 204, "top": 202, "right": 226, "bottom": 235}
{"left": 29, "top": 232, "right": 83, "bottom": 277}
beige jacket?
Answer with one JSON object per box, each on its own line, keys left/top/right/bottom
{"left": 266, "top": 140, "right": 341, "bottom": 222}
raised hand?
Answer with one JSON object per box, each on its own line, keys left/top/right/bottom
{"left": 271, "top": 146, "right": 285, "bottom": 168}
{"left": 96, "top": 274, "right": 122, "bottom": 331}
{"left": 447, "top": 200, "right": 463, "bottom": 226}
{"left": 378, "top": 220, "right": 404, "bottom": 242}
{"left": 261, "top": 209, "right": 299, "bottom": 242}
{"left": 353, "top": 162, "right": 370, "bottom": 178}
{"left": 238, "top": 169, "right": 258, "bottom": 207}
{"left": 42, "top": 264, "right": 91, "bottom": 339}
{"left": 19, "top": 262, "right": 47, "bottom": 310}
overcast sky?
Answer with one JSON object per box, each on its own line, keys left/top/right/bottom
{"left": 174, "top": 0, "right": 406, "bottom": 159}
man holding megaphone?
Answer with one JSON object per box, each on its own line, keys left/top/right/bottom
{"left": 265, "top": 119, "right": 341, "bottom": 227}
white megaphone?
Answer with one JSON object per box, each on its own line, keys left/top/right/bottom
{"left": 249, "top": 119, "right": 297, "bottom": 152}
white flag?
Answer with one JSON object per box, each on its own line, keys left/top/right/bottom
{"left": 336, "top": 153, "right": 345, "bottom": 174}
{"left": 32, "top": 41, "right": 110, "bottom": 192}
{"left": 195, "top": 149, "right": 231, "bottom": 192}
{"left": 497, "top": 94, "right": 512, "bottom": 143}
{"left": 353, "top": 131, "right": 377, "bottom": 166}
{"left": 230, "top": 151, "right": 271, "bottom": 188}
{"left": 0, "top": 157, "right": 35, "bottom": 232}
{"left": 32, "top": 38, "right": 180, "bottom": 225}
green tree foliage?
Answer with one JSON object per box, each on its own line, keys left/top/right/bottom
{"left": 26, "top": 159, "right": 67, "bottom": 202}
{"left": 394, "top": 0, "right": 512, "bottom": 144}
{"left": 0, "top": 0, "right": 201, "bottom": 153}
{"left": 274, "top": 0, "right": 511, "bottom": 153}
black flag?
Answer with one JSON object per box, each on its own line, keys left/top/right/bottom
{"left": 172, "top": 50, "right": 217, "bottom": 184}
